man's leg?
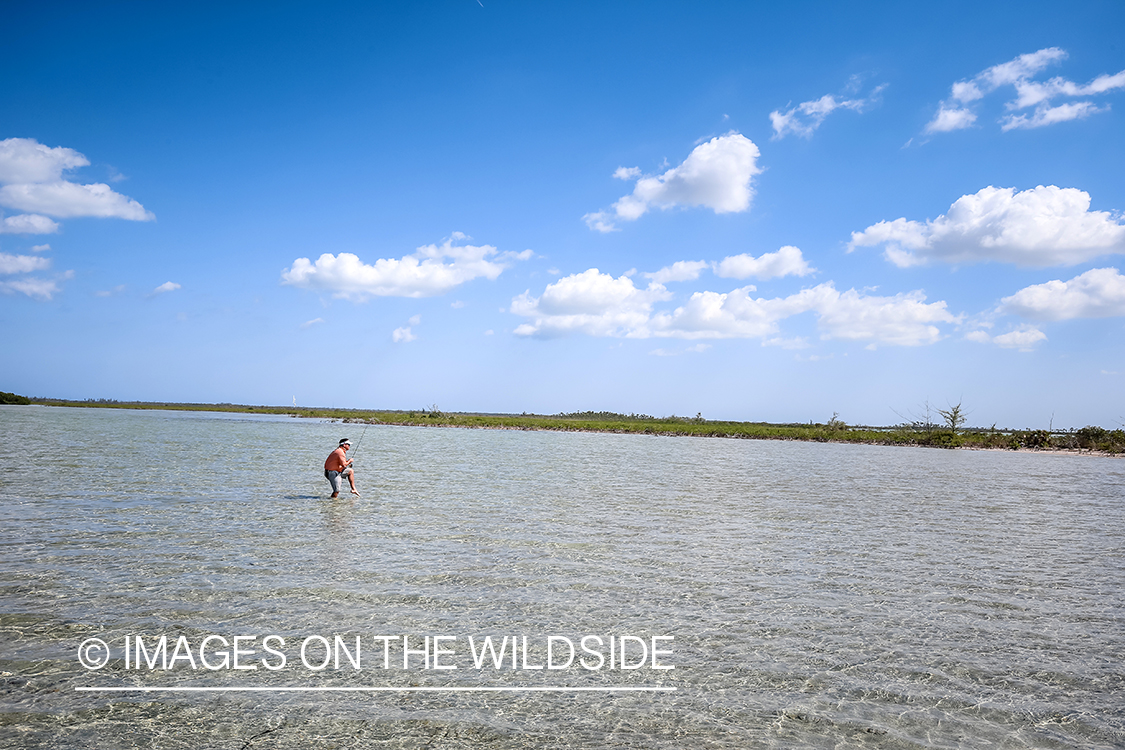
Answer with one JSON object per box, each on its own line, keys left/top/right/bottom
{"left": 345, "top": 467, "right": 360, "bottom": 495}
{"left": 326, "top": 470, "right": 341, "bottom": 498}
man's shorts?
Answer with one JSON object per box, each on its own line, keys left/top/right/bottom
{"left": 324, "top": 468, "right": 352, "bottom": 493}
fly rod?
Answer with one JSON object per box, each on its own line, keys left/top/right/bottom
{"left": 349, "top": 422, "right": 370, "bottom": 466}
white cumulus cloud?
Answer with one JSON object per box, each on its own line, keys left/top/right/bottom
{"left": 511, "top": 269, "right": 671, "bottom": 337}
{"left": 644, "top": 260, "right": 708, "bottom": 284}
{"left": 715, "top": 245, "right": 815, "bottom": 280}
{"left": 0, "top": 138, "right": 154, "bottom": 222}
{"left": 1000, "top": 267, "right": 1125, "bottom": 320}
{"left": 513, "top": 273, "right": 958, "bottom": 347}
{"left": 152, "top": 281, "right": 181, "bottom": 294}
{"left": 0, "top": 138, "right": 89, "bottom": 183}
{"left": 0, "top": 252, "right": 51, "bottom": 274}
{"left": 806, "top": 285, "right": 959, "bottom": 346}
{"left": 0, "top": 182, "right": 154, "bottom": 221}
{"left": 583, "top": 133, "right": 761, "bottom": 232}
{"left": 924, "top": 48, "right": 1124, "bottom": 133}
{"left": 967, "top": 327, "right": 1048, "bottom": 351}
{"left": 994, "top": 328, "right": 1048, "bottom": 350}
{"left": 649, "top": 286, "right": 799, "bottom": 339}
{"left": 848, "top": 185, "right": 1125, "bottom": 268}
{"left": 282, "top": 233, "right": 527, "bottom": 300}
{"left": 392, "top": 326, "right": 417, "bottom": 343}
{"left": 925, "top": 107, "right": 977, "bottom": 133}
{"left": 651, "top": 284, "right": 956, "bottom": 346}
{"left": 0, "top": 213, "right": 60, "bottom": 234}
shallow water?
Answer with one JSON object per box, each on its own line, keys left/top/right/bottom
{"left": 1, "top": 405, "right": 1123, "bottom": 748}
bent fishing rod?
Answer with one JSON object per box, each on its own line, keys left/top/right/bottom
{"left": 349, "top": 422, "right": 370, "bottom": 466}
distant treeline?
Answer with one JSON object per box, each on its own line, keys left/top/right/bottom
{"left": 14, "top": 396, "right": 1125, "bottom": 454}
{"left": 1, "top": 391, "right": 31, "bottom": 405}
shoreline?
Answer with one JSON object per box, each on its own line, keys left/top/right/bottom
{"left": 14, "top": 398, "right": 1124, "bottom": 458}
{"left": 361, "top": 418, "right": 1125, "bottom": 458}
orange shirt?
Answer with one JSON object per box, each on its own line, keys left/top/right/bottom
{"left": 324, "top": 447, "right": 349, "bottom": 472}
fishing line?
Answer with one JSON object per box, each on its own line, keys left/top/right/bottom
{"left": 350, "top": 422, "right": 370, "bottom": 466}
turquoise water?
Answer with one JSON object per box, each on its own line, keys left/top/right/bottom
{"left": 1, "top": 405, "right": 1123, "bottom": 748}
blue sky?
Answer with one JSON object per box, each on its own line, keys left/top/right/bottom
{"left": 2, "top": 1, "right": 1123, "bottom": 428}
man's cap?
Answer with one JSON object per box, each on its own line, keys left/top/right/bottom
{"left": 339, "top": 439, "right": 351, "bottom": 446}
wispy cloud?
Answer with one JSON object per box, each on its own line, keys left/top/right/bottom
{"left": 925, "top": 48, "right": 1124, "bottom": 133}
{"left": 770, "top": 79, "right": 886, "bottom": 139}
{"left": 392, "top": 315, "right": 422, "bottom": 343}
{"left": 649, "top": 343, "right": 712, "bottom": 356}
{"left": 0, "top": 276, "right": 63, "bottom": 300}
{"left": 0, "top": 246, "right": 69, "bottom": 299}
{"left": 151, "top": 281, "right": 181, "bottom": 295}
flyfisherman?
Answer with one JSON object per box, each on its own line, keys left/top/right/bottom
{"left": 324, "top": 438, "right": 360, "bottom": 498}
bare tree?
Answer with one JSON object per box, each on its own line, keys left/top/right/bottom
{"left": 892, "top": 399, "right": 938, "bottom": 431}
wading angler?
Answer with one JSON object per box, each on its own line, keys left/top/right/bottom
{"left": 324, "top": 438, "right": 360, "bottom": 498}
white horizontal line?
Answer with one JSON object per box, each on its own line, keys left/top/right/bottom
{"left": 76, "top": 686, "right": 676, "bottom": 693}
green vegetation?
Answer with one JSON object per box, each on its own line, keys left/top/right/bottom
{"left": 937, "top": 401, "right": 966, "bottom": 433}
{"left": 27, "top": 397, "right": 300, "bottom": 415}
{"left": 19, "top": 397, "right": 1125, "bottom": 454}
{"left": 0, "top": 391, "right": 31, "bottom": 405}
